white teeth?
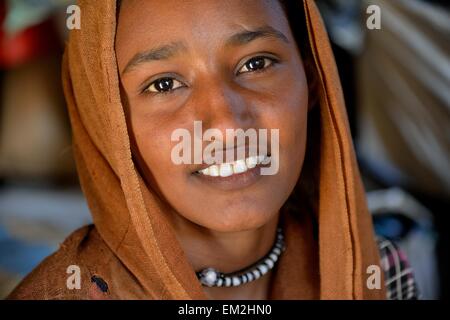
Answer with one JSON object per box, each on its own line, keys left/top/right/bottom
{"left": 198, "top": 155, "right": 270, "bottom": 177}
{"left": 233, "top": 159, "right": 247, "bottom": 174}
{"left": 209, "top": 165, "right": 219, "bottom": 176}
{"left": 219, "top": 163, "right": 233, "bottom": 177}
{"left": 257, "top": 155, "right": 265, "bottom": 164}
{"left": 245, "top": 156, "right": 258, "bottom": 169}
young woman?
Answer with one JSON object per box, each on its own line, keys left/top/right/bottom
{"left": 8, "top": 0, "right": 417, "bottom": 300}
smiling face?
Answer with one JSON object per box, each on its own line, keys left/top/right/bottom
{"left": 116, "top": 0, "right": 309, "bottom": 232}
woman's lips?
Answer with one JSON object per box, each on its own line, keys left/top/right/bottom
{"left": 191, "top": 155, "right": 271, "bottom": 191}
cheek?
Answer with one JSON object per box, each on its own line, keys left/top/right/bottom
{"left": 265, "top": 76, "right": 308, "bottom": 156}
{"left": 287, "top": 89, "right": 308, "bottom": 170}
{"left": 284, "top": 70, "right": 308, "bottom": 145}
{"left": 269, "top": 79, "right": 309, "bottom": 183}
{"left": 285, "top": 95, "right": 308, "bottom": 159}
{"left": 131, "top": 113, "right": 180, "bottom": 181}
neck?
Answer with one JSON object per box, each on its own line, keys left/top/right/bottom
{"left": 170, "top": 212, "right": 280, "bottom": 299}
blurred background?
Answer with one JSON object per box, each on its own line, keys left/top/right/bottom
{"left": 0, "top": 0, "right": 448, "bottom": 299}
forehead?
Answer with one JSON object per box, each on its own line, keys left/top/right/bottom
{"left": 115, "top": 0, "right": 291, "bottom": 65}
{"left": 117, "top": 0, "right": 286, "bottom": 33}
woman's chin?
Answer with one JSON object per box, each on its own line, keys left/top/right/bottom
{"left": 193, "top": 209, "right": 278, "bottom": 233}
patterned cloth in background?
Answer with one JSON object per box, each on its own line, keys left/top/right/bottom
{"left": 378, "top": 237, "right": 419, "bottom": 299}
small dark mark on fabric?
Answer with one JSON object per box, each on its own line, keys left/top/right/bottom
{"left": 91, "top": 275, "right": 109, "bottom": 293}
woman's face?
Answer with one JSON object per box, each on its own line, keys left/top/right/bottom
{"left": 116, "top": 0, "right": 308, "bottom": 232}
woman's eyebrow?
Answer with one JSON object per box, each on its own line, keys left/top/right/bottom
{"left": 122, "top": 41, "right": 187, "bottom": 75}
{"left": 225, "top": 25, "right": 290, "bottom": 47}
{"left": 121, "top": 25, "right": 289, "bottom": 75}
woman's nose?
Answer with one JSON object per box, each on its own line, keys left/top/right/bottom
{"left": 194, "top": 79, "right": 256, "bottom": 135}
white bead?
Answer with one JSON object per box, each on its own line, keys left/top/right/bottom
{"left": 202, "top": 269, "right": 218, "bottom": 286}
{"left": 232, "top": 276, "right": 241, "bottom": 286}
{"left": 265, "top": 258, "right": 274, "bottom": 268}
{"left": 258, "top": 264, "right": 269, "bottom": 275}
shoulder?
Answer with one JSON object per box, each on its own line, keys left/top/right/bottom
{"left": 376, "top": 236, "right": 420, "bottom": 300}
{"left": 7, "top": 225, "right": 115, "bottom": 300}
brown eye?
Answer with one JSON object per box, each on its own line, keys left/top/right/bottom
{"left": 238, "top": 56, "right": 276, "bottom": 74}
{"left": 146, "top": 77, "right": 184, "bottom": 94}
